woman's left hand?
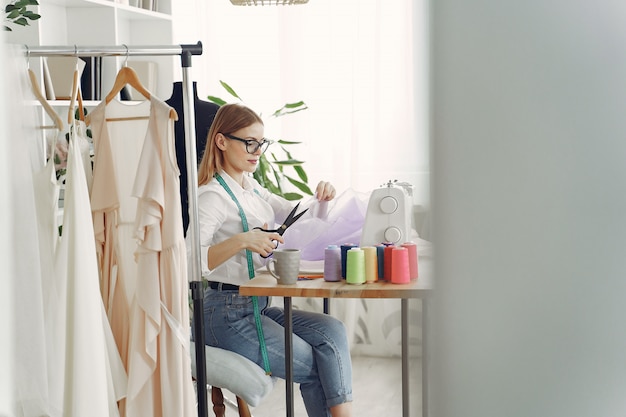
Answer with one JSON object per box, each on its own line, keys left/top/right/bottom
{"left": 315, "top": 181, "right": 336, "bottom": 201}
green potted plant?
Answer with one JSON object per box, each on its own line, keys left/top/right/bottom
{"left": 4, "top": 0, "right": 40, "bottom": 31}
{"left": 208, "top": 80, "right": 313, "bottom": 201}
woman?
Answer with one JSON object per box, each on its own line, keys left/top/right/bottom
{"left": 192, "top": 103, "right": 353, "bottom": 417}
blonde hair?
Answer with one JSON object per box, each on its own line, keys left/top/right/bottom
{"left": 197, "top": 103, "right": 264, "bottom": 186}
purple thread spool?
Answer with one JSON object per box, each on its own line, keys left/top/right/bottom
{"left": 324, "top": 245, "right": 342, "bottom": 282}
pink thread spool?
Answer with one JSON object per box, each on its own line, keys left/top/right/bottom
{"left": 390, "top": 247, "right": 410, "bottom": 284}
{"left": 401, "top": 241, "right": 418, "bottom": 280}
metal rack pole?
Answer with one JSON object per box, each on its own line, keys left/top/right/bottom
{"left": 180, "top": 48, "right": 208, "bottom": 417}
{"left": 24, "top": 41, "right": 208, "bottom": 417}
{"left": 26, "top": 42, "right": 202, "bottom": 58}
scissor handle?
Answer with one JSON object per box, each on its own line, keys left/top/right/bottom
{"left": 254, "top": 227, "right": 280, "bottom": 258}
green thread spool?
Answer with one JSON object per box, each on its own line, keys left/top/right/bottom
{"left": 346, "top": 247, "right": 366, "bottom": 285}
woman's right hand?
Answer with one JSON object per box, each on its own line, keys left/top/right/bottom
{"left": 243, "top": 224, "right": 285, "bottom": 257}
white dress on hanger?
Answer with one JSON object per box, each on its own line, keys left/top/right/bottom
{"left": 14, "top": 93, "right": 53, "bottom": 417}
{"left": 52, "top": 119, "right": 126, "bottom": 417}
{"left": 89, "top": 97, "right": 195, "bottom": 417}
{"left": 31, "top": 130, "right": 63, "bottom": 417}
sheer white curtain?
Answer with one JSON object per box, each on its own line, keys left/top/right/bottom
{"left": 176, "top": 0, "right": 429, "bottom": 208}
{"left": 173, "top": 0, "right": 430, "bottom": 358}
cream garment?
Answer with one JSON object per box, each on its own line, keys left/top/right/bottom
{"left": 14, "top": 122, "right": 54, "bottom": 416}
{"left": 51, "top": 122, "right": 126, "bottom": 417}
{"left": 31, "top": 130, "right": 62, "bottom": 417}
{"left": 89, "top": 97, "right": 195, "bottom": 417}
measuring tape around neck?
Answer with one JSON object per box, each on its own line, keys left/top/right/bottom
{"left": 215, "top": 173, "right": 271, "bottom": 375}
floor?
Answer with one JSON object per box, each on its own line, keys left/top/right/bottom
{"left": 217, "top": 355, "right": 423, "bottom": 417}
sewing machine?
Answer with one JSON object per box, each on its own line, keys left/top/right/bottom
{"left": 360, "top": 180, "right": 414, "bottom": 247}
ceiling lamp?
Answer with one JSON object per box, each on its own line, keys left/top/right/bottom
{"left": 229, "top": 0, "right": 309, "bottom": 5}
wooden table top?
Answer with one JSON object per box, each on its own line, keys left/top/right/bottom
{"left": 239, "top": 272, "right": 432, "bottom": 299}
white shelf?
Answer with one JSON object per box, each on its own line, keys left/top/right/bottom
{"left": 46, "top": 0, "right": 171, "bottom": 17}
{"left": 8, "top": 0, "right": 175, "bottom": 104}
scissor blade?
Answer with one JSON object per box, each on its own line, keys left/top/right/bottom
{"left": 289, "top": 207, "right": 309, "bottom": 224}
{"left": 278, "top": 203, "right": 309, "bottom": 235}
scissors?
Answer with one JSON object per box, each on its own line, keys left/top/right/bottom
{"left": 255, "top": 202, "right": 309, "bottom": 257}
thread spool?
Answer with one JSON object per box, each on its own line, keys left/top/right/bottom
{"left": 383, "top": 244, "right": 396, "bottom": 281}
{"left": 324, "top": 245, "right": 342, "bottom": 282}
{"left": 401, "top": 241, "right": 418, "bottom": 280}
{"left": 391, "top": 247, "right": 410, "bottom": 284}
{"left": 362, "top": 246, "right": 378, "bottom": 283}
{"left": 346, "top": 247, "right": 365, "bottom": 285}
{"left": 375, "top": 244, "right": 385, "bottom": 281}
{"left": 340, "top": 243, "right": 357, "bottom": 278}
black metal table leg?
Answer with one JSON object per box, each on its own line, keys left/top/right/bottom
{"left": 284, "top": 296, "right": 294, "bottom": 417}
{"left": 402, "top": 298, "right": 409, "bottom": 417}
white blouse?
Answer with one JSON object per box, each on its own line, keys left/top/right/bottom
{"left": 190, "top": 171, "right": 295, "bottom": 285}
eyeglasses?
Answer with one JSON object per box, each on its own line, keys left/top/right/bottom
{"left": 224, "top": 133, "right": 273, "bottom": 154}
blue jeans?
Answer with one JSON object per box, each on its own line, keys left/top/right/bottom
{"left": 198, "top": 287, "right": 353, "bottom": 417}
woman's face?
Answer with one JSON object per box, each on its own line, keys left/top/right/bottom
{"left": 217, "top": 122, "right": 265, "bottom": 176}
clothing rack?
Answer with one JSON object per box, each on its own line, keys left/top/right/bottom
{"left": 25, "top": 42, "right": 209, "bottom": 417}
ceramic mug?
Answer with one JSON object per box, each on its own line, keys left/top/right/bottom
{"left": 266, "top": 249, "right": 301, "bottom": 285}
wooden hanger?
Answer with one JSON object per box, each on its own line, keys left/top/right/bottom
{"left": 105, "top": 65, "right": 150, "bottom": 104}
{"left": 28, "top": 68, "right": 64, "bottom": 131}
{"left": 86, "top": 64, "right": 177, "bottom": 125}
{"left": 68, "top": 68, "right": 85, "bottom": 124}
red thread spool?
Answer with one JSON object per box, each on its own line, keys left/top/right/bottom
{"left": 383, "top": 244, "right": 395, "bottom": 281}
{"left": 401, "top": 241, "right": 418, "bottom": 280}
{"left": 391, "top": 247, "right": 410, "bottom": 284}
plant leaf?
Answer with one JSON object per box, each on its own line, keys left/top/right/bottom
{"left": 220, "top": 80, "right": 243, "bottom": 101}
{"left": 285, "top": 175, "right": 313, "bottom": 195}
{"left": 283, "top": 192, "right": 303, "bottom": 201}
{"left": 14, "top": 0, "right": 38, "bottom": 8}
{"left": 277, "top": 139, "right": 301, "bottom": 145}
{"left": 206, "top": 96, "right": 226, "bottom": 106}
{"left": 23, "top": 11, "right": 40, "bottom": 20}
{"left": 272, "top": 159, "right": 305, "bottom": 166}
{"left": 272, "top": 101, "right": 308, "bottom": 118}
{"left": 14, "top": 17, "right": 29, "bottom": 26}
{"left": 293, "top": 165, "right": 308, "bottom": 183}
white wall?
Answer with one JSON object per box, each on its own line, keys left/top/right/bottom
{"left": 171, "top": 1, "right": 428, "bottom": 210}
{"left": 431, "top": 1, "right": 626, "bottom": 416}
{"left": 0, "top": 36, "right": 15, "bottom": 417}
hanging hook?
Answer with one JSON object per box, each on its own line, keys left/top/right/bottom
{"left": 25, "top": 44, "right": 30, "bottom": 70}
{"left": 122, "top": 44, "right": 129, "bottom": 67}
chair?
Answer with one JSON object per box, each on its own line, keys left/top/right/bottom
{"left": 190, "top": 342, "right": 275, "bottom": 417}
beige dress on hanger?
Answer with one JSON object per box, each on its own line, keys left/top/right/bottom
{"left": 89, "top": 96, "right": 195, "bottom": 417}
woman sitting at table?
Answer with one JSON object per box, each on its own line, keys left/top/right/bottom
{"left": 191, "top": 103, "right": 353, "bottom": 417}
